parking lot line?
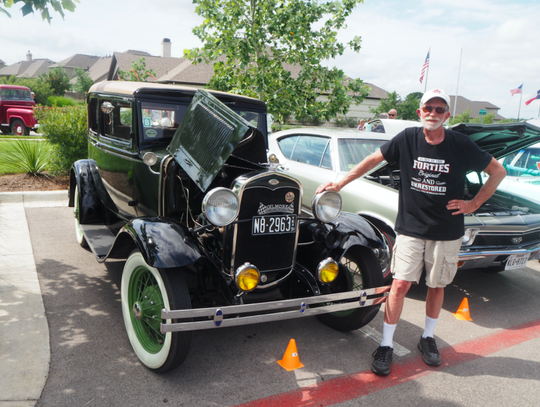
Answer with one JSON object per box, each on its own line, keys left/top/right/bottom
{"left": 234, "top": 317, "right": 540, "bottom": 407}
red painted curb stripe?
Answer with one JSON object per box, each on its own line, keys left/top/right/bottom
{"left": 233, "top": 318, "right": 540, "bottom": 407}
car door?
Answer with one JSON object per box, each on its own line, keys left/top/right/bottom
{"left": 90, "top": 97, "right": 137, "bottom": 219}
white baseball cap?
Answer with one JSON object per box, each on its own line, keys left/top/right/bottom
{"left": 421, "top": 89, "right": 450, "bottom": 106}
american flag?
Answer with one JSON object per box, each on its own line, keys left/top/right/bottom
{"left": 419, "top": 51, "right": 430, "bottom": 84}
{"left": 510, "top": 84, "right": 523, "bottom": 96}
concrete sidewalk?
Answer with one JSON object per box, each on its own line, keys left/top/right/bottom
{"left": 0, "top": 191, "right": 67, "bottom": 407}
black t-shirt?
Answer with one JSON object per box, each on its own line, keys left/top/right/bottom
{"left": 380, "top": 126, "right": 492, "bottom": 240}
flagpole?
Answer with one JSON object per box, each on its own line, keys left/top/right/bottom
{"left": 453, "top": 48, "right": 463, "bottom": 118}
{"left": 517, "top": 91, "right": 522, "bottom": 121}
{"left": 423, "top": 47, "right": 430, "bottom": 93}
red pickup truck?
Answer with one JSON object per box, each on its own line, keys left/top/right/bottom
{"left": 0, "top": 84, "right": 38, "bottom": 135}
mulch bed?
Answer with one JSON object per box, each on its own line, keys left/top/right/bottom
{"left": 0, "top": 173, "right": 70, "bottom": 192}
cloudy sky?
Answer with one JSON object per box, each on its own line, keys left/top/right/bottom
{"left": 1, "top": 0, "right": 539, "bottom": 119}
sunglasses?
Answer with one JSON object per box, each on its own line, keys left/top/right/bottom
{"left": 388, "top": 113, "right": 396, "bottom": 117}
{"left": 422, "top": 105, "right": 448, "bottom": 114}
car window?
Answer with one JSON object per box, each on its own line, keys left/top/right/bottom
{"left": 338, "top": 138, "right": 386, "bottom": 171}
{"left": 99, "top": 99, "right": 132, "bottom": 141}
{"left": 290, "top": 136, "right": 330, "bottom": 167}
{"left": 277, "top": 136, "right": 299, "bottom": 159}
{"left": 506, "top": 147, "right": 540, "bottom": 176}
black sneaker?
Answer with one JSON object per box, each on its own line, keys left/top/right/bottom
{"left": 371, "top": 346, "right": 393, "bottom": 376}
{"left": 418, "top": 336, "right": 441, "bottom": 366}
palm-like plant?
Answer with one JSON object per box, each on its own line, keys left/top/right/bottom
{"left": 0, "top": 140, "right": 49, "bottom": 176}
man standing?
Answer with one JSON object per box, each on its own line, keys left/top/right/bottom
{"left": 388, "top": 108, "right": 397, "bottom": 119}
{"left": 316, "top": 89, "right": 506, "bottom": 376}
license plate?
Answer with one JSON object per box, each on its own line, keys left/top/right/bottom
{"left": 505, "top": 253, "right": 530, "bottom": 270}
{"left": 252, "top": 214, "right": 297, "bottom": 235}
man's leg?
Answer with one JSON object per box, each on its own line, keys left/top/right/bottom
{"left": 372, "top": 280, "right": 412, "bottom": 375}
{"left": 418, "top": 286, "right": 444, "bottom": 366}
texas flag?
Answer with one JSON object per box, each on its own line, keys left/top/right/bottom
{"left": 525, "top": 90, "right": 540, "bottom": 106}
{"left": 510, "top": 84, "right": 522, "bottom": 96}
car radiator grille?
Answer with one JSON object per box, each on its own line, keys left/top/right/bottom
{"left": 229, "top": 178, "right": 300, "bottom": 274}
{"left": 474, "top": 230, "right": 540, "bottom": 246}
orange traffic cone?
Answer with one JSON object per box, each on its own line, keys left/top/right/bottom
{"left": 277, "top": 339, "right": 304, "bottom": 371}
{"left": 453, "top": 297, "right": 473, "bottom": 321}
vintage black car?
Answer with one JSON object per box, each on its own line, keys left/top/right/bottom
{"left": 69, "top": 81, "right": 390, "bottom": 372}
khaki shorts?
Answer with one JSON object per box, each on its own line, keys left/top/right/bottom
{"left": 391, "top": 234, "right": 462, "bottom": 288}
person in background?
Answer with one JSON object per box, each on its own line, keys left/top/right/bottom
{"left": 388, "top": 108, "right": 397, "bottom": 119}
{"left": 371, "top": 113, "right": 388, "bottom": 133}
{"left": 316, "top": 88, "right": 506, "bottom": 377}
{"left": 357, "top": 119, "right": 366, "bottom": 131}
{"left": 364, "top": 118, "right": 373, "bottom": 132}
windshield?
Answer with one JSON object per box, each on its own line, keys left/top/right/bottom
{"left": 0, "top": 88, "right": 33, "bottom": 101}
{"left": 139, "top": 101, "right": 263, "bottom": 144}
{"left": 338, "top": 138, "right": 387, "bottom": 172}
{"left": 504, "top": 147, "right": 540, "bottom": 177}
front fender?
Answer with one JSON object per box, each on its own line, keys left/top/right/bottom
{"left": 7, "top": 107, "right": 36, "bottom": 127}
{"left": 113, "top": 218, "right": 203, "bottom": 269}
{"left": 70, "top": 160, "right": 104, "bottom": 224}
{"left": 334, "top": 212, "right": 382, "bottom": 251}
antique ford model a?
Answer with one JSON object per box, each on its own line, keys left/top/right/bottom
{"left": 70, "top": 81, "right": 390, "bottom": 372}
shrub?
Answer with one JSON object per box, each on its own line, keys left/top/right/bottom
{"left": 34, "top": 106, "right": 88, "bottom": 175}
{"left": 334, "top": 116, "right": 359, "bottom": 128}
{"left": 0, "top": 140, "right": 49, "bottom": 175}
{"left": 47, "top": 95, "right": 83, "bottom": 107}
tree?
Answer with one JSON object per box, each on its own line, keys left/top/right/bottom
{"left": 40, "top": 67, "right": 70, "bottom": 96}
{"left": 73, "top": 67, "right": 93, "bottom": 94}
{"left": 448, "top": 109, "right": 471, "bottom": 125}
{"left": 185, "top": 0, "right": 369, "bottom": 125}
{"left": 1, "top": 0, "right": 78, "bottom": 22}
{"left": 370, "top": 91, "right": 421, "bottom": 121}
{"left": 118, "top": 58, "right": 157, "bottom": 82}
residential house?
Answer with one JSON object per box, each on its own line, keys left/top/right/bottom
{"left": 449, "top": 95, "right": 504, "bottom": 122}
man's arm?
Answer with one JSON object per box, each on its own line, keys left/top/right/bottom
{"left": 447, "top": 157, "right": 507, "bottom": 215}
{"left": 316, "top": 149, "right": 386, "bottom": 193}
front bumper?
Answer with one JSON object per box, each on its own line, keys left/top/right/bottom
{"left": 458, "top": 244, "right": 540, "bottom": 270}
{"left": 161, "top": 285, "right": 390, "bottom": 333}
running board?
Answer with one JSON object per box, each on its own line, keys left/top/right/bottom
{"left": 81, "top": 224, "right": 116, "bottom": 259}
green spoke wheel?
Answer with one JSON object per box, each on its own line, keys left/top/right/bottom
{"left": 121, "top": 251, "right": 191, "bottom": 373}
{"left": 316, "top": 247, "right": 383, "bottom": 332}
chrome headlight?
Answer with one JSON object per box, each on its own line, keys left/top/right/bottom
{"left": 311, "top": 191, "right": 342, "bottom": 223}
{"left": 202, "top": 187, "right": 239, "bottom": 227}
{"left": 462, "top": 228, "right": 479, "bottom": 246}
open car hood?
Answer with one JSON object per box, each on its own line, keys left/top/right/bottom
{"left": 450, "top": 119, "right": 540, "bottom": 159}
{"left": 167, "top": 89, "right": 266, "bottom": 192}
{"left": 369, "top": 119, "right": 540, "bottom": 178}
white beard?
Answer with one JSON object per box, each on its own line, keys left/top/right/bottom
{"left": 421, "top": 116, "right": 443, "bottom": 131}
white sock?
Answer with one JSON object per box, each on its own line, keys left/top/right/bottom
{"left": 380, "top": 322, "right": 397, "bottom": 348}
{"left": 422, "top": 316, "right": 438, "bottom": 338}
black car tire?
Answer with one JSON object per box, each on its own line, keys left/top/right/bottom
{"left": 11, "top": 119, "right": 28, "bottom": 136}
{"left": 121, "top": 251, "right": 192, "bottom": 373}
{"left": 73, "top": 185, "right": 88, "bottom": 248}
{"left": 316, "top": 247, "right": 384, "bottom": 332}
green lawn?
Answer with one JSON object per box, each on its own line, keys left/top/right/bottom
{"left": 0, "top": 139, "right": 52, "bottom": 175}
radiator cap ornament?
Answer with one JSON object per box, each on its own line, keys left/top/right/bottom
{"left": 285, "top": 192, "right": 295, "bottom": 203}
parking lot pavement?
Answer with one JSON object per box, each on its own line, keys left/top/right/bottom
{"left": 2, "top": 190, "right": 540, "bottom": 406}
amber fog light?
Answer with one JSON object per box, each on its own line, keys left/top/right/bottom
{"left": 235, "top": 263, "right": 260, "bottom": 292}
{"left": 317, "top": 258, "right": 339, "bottom": 283}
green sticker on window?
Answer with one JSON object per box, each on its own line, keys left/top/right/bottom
{"left": 146, "top": 129, "right": 157, "bottom": 138}
{"left": 143, "top": 117, "right": 151, "bottom": 127}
